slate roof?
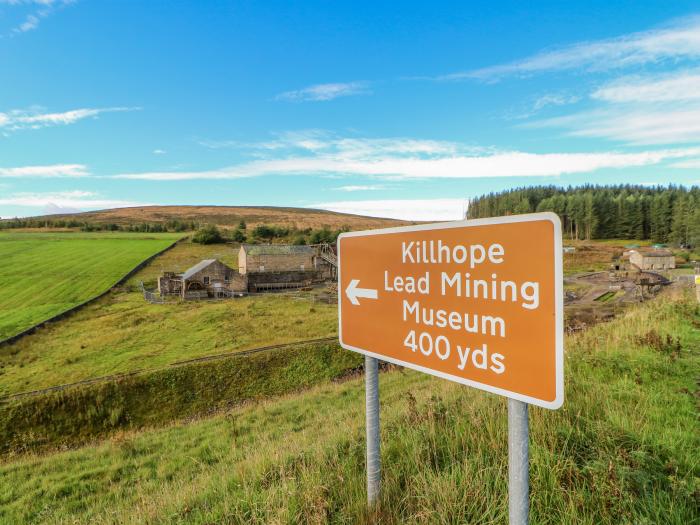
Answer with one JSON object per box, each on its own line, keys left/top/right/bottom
{"left": 182, "top": 259, "right": 218, "bottom": 280}
{"left": 241, "top": 244, "right": 314, "bottom": 256}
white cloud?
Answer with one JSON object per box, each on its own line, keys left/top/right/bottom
{"left": 531, "top": 105, "right": 700, "bottom": 145}
{"left": 152, "top": 149, "right": 166, "bottom": 155}
{"left": 443, "top": 15, "right": 700, "bottom": 81}
{"left": 592, "top": 70, "right": 700, "bottom": 103}
{"left": 532, "top": 93, "right": 581, "bottom": 112}
{"left": 113, "top": 132, "right": 700, "bottom": 180}
{"left": 17, "top": 14, "right": 39, "bottom": 31}
{"left": 0, "top": 190, "right": 144, "bottom": 210}
{"left": 311, "top": 199, "right": 468, "bottom": 222}
{"left": 670, "top": 158, "right": 700, "bottom": 169}
{"left": 276, "top": 82, "right": 370, "bottom": 102}
{"left": 2, "top": 0, "right": 77, "bottom": 35}
{"left": 0, "top": 106, "right": 138, "bottom": 132}
{"left": 0, "top": 164, "right": 89, "bottom": 177}
{"left": 333, "top": 185, "right": 385, "bottom": 192}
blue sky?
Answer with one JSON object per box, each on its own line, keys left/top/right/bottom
{"left": 1, "top": 1, "right": 700, "bottom": 220}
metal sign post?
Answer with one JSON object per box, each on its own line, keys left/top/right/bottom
{"left": 365, "top": 355, "right": 381, "bottom": 506}
{"left": 508, "top": 399, "right": 529, "bottom": 525}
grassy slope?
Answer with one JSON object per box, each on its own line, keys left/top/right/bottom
{"left": 0, "top": 232, "right": 181, "bottom": 340}
{"left": 0, "top": 292, "right": 336, "bottom": 396}
{"left": 1, "top": 294, "right": 697, "bottom": 524}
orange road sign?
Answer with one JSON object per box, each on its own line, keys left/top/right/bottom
{"left": 338, "top": 213, "right": 564, "bottom": 409}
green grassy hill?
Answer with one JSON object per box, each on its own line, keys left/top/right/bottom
{"left": 1, "top": 293, "right": 697, "bottom": 524}
{"left": 0, "top": 232, "right": 182, "bottom": 340}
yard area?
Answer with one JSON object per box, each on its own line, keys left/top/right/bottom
{"left": 0, "top": 231, "right": 182, "bottom": 340}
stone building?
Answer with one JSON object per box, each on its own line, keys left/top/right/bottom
{"left": 628, "top": 249, "right": 675, "bottom": 271}
{"left": 158, "top": 259, "right": 247, "bottom": 299}
{"left": 238, "top": 244, "right": 316, "bottom": 274}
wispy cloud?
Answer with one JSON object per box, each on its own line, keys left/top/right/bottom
{"left": 1, "top": 0, "right": 77, "bottom": 35}
{"left": 311, "top": 199, "right": 468, "bottom": 221}
{"left": 0, "top": 190, "right": 144, "bottom": 210}
{"left": 0, "top": 106, "right": 138, "bottom": 132}
{"left": 275, "top": 82, "right": 371, "bottom": 102}
{"left": 670, "top": 158, "right": 700, "bottom": 169}
{"left": 442, "top": 15, "right": 700, "bottom": 81}
{"left": 112, "top": 131, "right": 700, "bottom": 181}
{"left": 0, "top": 164, "right": 89, "bottom": 177}
{"left": 591, "top": 69, "right": 700, "bottom": 103}
{"left": 333, "top": 185, "right": 386, "bottom": 192}
{"left": 530, "top": 106, "right": 700, "bottom": 145}
{"left": 529, "top": 70, "right": 700, "bottom": 145}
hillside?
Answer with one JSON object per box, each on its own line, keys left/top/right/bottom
{"left": 1, "top": 293, "right": 697, "bottom": 524}
{"left": 8, "top": 205, "right": 408, "bottom": 230}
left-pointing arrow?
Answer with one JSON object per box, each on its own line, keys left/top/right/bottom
{"left": 345, "top": 279, "right": 378, "bottom": 306}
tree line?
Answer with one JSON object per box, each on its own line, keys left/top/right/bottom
{"left": 0, "top": 218, "right": 196, "bottom": 232}
{"left": 467, "top": 185, "right": 700, "bottom": 245}
{"left": 192, "top": 221, "right": 347, "bottom": 245}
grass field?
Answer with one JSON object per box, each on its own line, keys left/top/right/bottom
{"left": 0, "top": 293, "right": 697, "bottom": 524}
{"left": 0, "top": 232, "right": 182, "bottom": 340}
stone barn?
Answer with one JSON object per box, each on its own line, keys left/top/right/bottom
{"left": 159, "top": 259, "right": 247, "bottom": 299}
{"left": 238, "top": 245, "right": 316, "bottom": 274}
{"left": 628, "top": 249, "right": 675, "bottom": 271}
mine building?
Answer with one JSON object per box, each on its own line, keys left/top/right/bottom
{"left": 627, "top": 249, "right": 676, "bottom": 271}
{"left": 239, "top": 244, "right": 316, "bottom": 273}
{"left": 238, "top": 244, "right": 337, "bottom": 292}
{"left": 238, "top": 243, "right": 337, "bottom": 280}
{"left": 158, "top": 259, "right": 247, "bottom": 299}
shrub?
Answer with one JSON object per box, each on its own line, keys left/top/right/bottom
{"left": 192, "top": 225, "right": 224, "bottom": 244}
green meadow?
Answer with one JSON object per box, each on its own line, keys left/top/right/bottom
{"left": 1, "top": 294, "right": 697, "bottom": 524}
{"left": 0, "top": 232, "right": 182, "bottom": 341}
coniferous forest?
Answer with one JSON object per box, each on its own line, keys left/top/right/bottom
{"left": 467, "top": 185, "right": 700, "bottom": 244}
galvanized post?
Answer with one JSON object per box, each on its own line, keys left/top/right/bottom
{"left": 508, "top": 398, "right": 529, "bottom": 525}
{"left": 365, "top": 355, "right": 381, "bottom": 506}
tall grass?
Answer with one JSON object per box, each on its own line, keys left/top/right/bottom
{"left": 0, "top": 293, "right": 697, "bottom": 524}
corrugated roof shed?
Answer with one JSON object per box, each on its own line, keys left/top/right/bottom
{"left": 241, "top": 244, "right": 314, "bottom": 256}
{"left": 183, "top": 259, "right": 217, "bottom": 280}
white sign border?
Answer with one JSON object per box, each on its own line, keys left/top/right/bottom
{"left": 337, "top": 212, "right": 564, "bottom": 410}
